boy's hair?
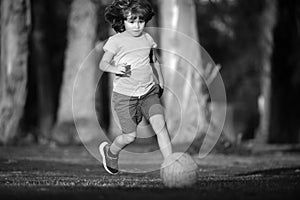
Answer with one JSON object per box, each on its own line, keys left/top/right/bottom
{"left": 104, "top": 0, "right": 155, "bottom": 33}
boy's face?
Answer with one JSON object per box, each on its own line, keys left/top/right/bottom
{"left": 124, "top": 13, "right": 145, "bottom": 37}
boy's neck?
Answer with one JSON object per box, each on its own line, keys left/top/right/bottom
{"left": 123, "top": 30, "right": 144, "bottom": 38}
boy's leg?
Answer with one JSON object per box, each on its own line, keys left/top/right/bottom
{"left": 109, "top": 131, "right": 136, "bottom": 155}
{"left": 140, "top": 84, "right": 172, "bottom": 159}
{"left": 99, "top": 141, "right": 119, "bottom": 175}
{"left": 149, "top": 114, "right": 172, "bottom": 159}
{"left": 100, "top": 92, "right": 139, "bottom": 174}
{"left": 99, "top": 131, "right": 136, "bottom": 175}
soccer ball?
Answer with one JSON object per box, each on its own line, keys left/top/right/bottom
{"left": 160, "top": 152, "right": 198, "bottom": 187}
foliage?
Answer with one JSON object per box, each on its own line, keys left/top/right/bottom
{"left": 195, "top": 0, "right": 266, "bottom": 102}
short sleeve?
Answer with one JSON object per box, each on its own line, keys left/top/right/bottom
{"left": 103, "top": 36, "right": 119, "bottom": 54}
{"left": 94, "top": 40, "right": 105, "bottom": 52}
{"left": 145, "top": 33, "right": 157, "bottom": 48}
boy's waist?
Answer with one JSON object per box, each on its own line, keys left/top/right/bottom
{"left": 113, "top": 80, "right": 155, "bottom": 97}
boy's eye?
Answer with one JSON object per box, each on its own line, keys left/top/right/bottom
{"left": 127, "top": 19, "right": 145, "bottom": 23}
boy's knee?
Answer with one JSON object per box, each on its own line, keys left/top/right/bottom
{"left": 123, "top": 132, "right": 136, "bottom": 143}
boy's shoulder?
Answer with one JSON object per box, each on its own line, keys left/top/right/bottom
{"left": 105, "top": 33, "right": 124, "bottom": 47}
{"left": 143, "top": 32, "right": 157, "bottom": 48}
{"left": 143, "top": 32, "right": 153, "bottom": 39}
{"left": 108, "top": 33, "right": 122, "bottom": 41}
{"left": 107, "top": 32, "right": 138, "bottom": 43}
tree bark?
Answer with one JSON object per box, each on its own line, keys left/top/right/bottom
{"left": 269, "top": 0, "right": 300, "bottom": 143}
{"left": 0, "top": 0, "right": 31, "bottom": 144}
{"left": 53, "top": 0, "right": 99, "bottom": 144}
{"left": 29, "top": 0, "right": 55, "bottom": 140}
{"left": 158, "top": 0, "right": 207, "bottom": 144}
{"left": 257, "top": 0, "right": 277, "bottom": 143}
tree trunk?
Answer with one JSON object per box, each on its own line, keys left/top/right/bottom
{"left": 29, "top": 0, "right": 55, "bottom": 140}
{"left": 269, "top": 0, "right": 300, "bottom": 143}
{"left": 257, "top": 0, "right": 277, "bottom": 143}
{"left": 158, "top": 0, "right": 207, "bottom": 145}
{"left": 53, "top": 0, "right": 99, "bottom": 144}
{"left": 0, "top": 0, "right": 31, "bottom": 144}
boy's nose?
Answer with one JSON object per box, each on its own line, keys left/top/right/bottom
{"left": 134, "top": 22, "right": 140, "bottom": 28}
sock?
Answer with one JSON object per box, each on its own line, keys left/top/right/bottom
{"left": 108, "top": 147, "right": 118, "bottom": 158}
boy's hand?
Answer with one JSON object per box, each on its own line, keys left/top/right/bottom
{"left": 116, "top": 63, "right": 131, "bottom": 77}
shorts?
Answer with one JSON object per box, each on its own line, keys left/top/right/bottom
{"left": 112, "top": 84, "right": 164, "bottom": 134}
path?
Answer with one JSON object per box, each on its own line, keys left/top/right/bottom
{"left": 0, "top": 144, "right": 299, "bottom": 199}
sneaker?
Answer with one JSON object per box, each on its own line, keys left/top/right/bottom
{"left": 99, "top": 142, "right": 119, "bottom": 175}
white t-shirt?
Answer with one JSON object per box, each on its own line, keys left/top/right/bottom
{"left": 102, "top": 31, "right": 157, "bottom": 97}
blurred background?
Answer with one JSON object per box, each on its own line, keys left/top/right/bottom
{"left": 0, "top": 0, "right": 299, "bottom": 152}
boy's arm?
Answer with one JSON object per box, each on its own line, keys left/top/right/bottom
{"left": 152, "top": 49, "right": 164, "bottom": 89}
{"left": 99, "top": 51, "right": 127, "bottom": 75}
